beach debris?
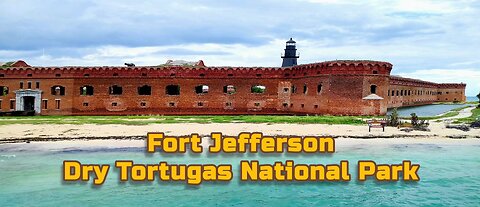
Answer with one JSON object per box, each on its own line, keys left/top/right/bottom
{"left": 470, "top": 120, "right": 480, "bottom": 128}
{"left": 447, "top": 135, "right": 467, "bottom": 139}
{"left": 400, "top": 128, "right": 414, "bottom": 132}
{"left": 446, "top": 124, "right": 470, "bottom": 132}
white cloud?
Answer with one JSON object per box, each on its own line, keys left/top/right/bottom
{"left": 0, "top": 0, "right": 479, "bottom": 95}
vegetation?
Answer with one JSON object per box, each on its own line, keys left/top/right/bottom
{"left": 386, "top": 108, "right": 400, "bottom": 127}
{"left": 456, "top": 107, "right": 480, "bottom": 123}
{"left": 0, "top": 61, "right": 14, "bottom": 68}
{"left": 0, "top": 115, "right": 370, "bottom": 125}
{"left": 410, "top": 113, "right": 419, "bottom": 126}
{"left": 0, "top": 104, "right": 475, "bottom": 126}
{"left": 451, "top": 106, "right": 471, "bottom": 112}
{"left": 411, "top": 113, "right": 428, "bottom": 128}
{"left": 418, "top": 111, "right": 460, "bottom": 120}
{"left": 433, "top": 102, "right": 465, "bottom": 105}
{"left": 251, "top": 85, "right": 266, "bottom": 93}
{"left": 477, "top": 92, "right": 480, "bottom": 108}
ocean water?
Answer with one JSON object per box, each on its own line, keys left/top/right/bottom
{"left": 0, "top": 142, "right": 479, "bottom": 207}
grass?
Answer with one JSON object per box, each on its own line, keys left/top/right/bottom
{"left": 0, "top": 115, "right": 371, "bottom": 125}
{"left": 432, "top": 102, "right": 460, "bottom": 105}
{"left": 456, "top": 107, "right": 480, "bottom": 123}
{"left": 418, "top": 111, "right": 460, "bottom": 120}
{"left": 451, "top": 106, "right": 471, "bottom": 111}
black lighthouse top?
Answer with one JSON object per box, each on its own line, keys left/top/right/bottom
{"left": 281, "top": 38, "right": 299, "bottom": 67}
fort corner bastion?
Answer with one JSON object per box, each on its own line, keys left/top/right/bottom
{"left": 0, "top": 40, "right": 466, "bottom": 116}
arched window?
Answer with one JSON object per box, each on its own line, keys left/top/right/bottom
{"left": 251, "top": 85, "right": 266, "bottom": 94}
{"left": 166, "top": 85, "right": 180, "bottom": 95}
{"left": 195, "top": 85, "right": 209, "bottom": 94}
{"left": 317, "top": 84, "right": 322, "bottom": 94}
{"left": 51, "top": 85, "right": 65, "bottom": 96}
{"left": 80, "top": 85, "right": 94, "bottom": 96}
{"left": 223, "top": 85, "right": 236, "bottom": 94}
{"left": 303, "top": 84, "right": 308, "bottom": 94}
{"left": 0, "top": 86, "right": 8, "bottom": 96}
{"left": 109, "top": 85, "right": 122, "bottom": 95}
{"left": 138, "top": 85, "right": 151, "bottom": 95}
{"left": 370, "top": 85, "right": 377, "bottom": 94}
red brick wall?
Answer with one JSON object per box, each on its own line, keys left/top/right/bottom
{"left": 387, "top": 76, "right": 466, "bottom": 108}
{"left": 0, "top": 60, "right": 465, "bottom": 116}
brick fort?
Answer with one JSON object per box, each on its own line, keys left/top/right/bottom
{"left": 0, "top": 38, "right": 466, "bottom": 116}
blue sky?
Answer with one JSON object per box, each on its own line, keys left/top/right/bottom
{"left": 1, "top": 0, "right": 479, "bottom": 96}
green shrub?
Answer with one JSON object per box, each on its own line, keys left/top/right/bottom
{"left": 387, "top": 108, "right": 400, "bottom": 127}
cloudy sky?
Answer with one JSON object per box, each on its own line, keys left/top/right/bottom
{"left": 1, "top": 0, "right": 479, "bottom": 96}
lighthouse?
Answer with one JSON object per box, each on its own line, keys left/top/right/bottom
{"left": 281, "top": 38, "right": 299, "bottom": 67}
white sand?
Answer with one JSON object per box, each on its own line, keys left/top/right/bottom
{"left": 0, "top": 122, "right": 478, "bottom": 141}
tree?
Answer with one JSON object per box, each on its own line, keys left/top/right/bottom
{"left": 477, "top": 92, "right": 480, "bottom": 107}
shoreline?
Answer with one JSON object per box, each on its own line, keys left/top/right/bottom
{"left": 1, "top": 134, "right": 480, "bottom": 144}
{"left": 1, "top": 138, "right": 479, "bottom": 153}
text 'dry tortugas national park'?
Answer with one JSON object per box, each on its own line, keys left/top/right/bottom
{"left": 0, "top": 38, "right": 466, "bottom": 116}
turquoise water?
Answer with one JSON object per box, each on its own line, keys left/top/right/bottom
{"left": 387, "top": 104, "right": 471, "bottom": 117}
{"left": 1, "top": 142, "right": 479, "bottom": 206}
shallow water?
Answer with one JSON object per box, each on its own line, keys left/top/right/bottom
{"left": 0, "top": 143, "right": 479, "bottom": 207}
{"left": 387, "top": 104, "right": 471, "bottom": 117}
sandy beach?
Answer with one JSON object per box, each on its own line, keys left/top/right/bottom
{"left": 0, "top": 122, "right": 478, "bottom": 143}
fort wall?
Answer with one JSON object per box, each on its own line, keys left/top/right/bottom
{"left": 0, "top": 60, "right": 466, "bottom": 116}
{"left": 387, "top": 76, "right": 466, "bottom": 108}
